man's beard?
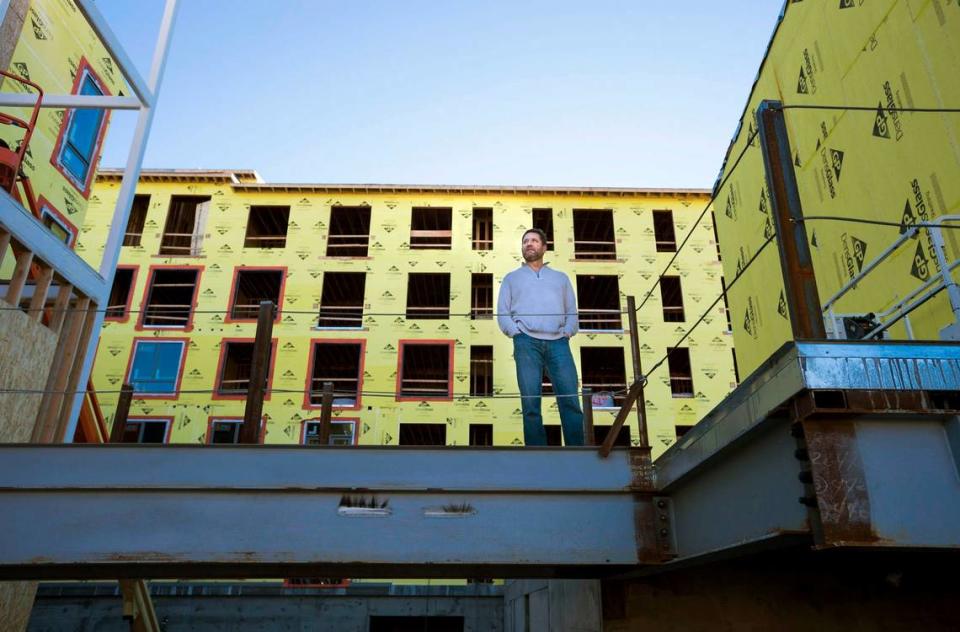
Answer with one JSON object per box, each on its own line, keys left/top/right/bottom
{"left": 523, "top": 248, "right": 542, "bottom": 262}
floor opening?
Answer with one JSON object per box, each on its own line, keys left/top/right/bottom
{"left": 230, "top": 268, "right": 283, "bottom": 319}
{"left": 532, "top": 208, "right": 554, "bottom": 250}
{"left": 398, "top": 423, "right": 447, "bottom": 446}
{"left": 573, "top": 209, "right": 616, "bottom": 260}
{"left": 469, "top": 423, "right": 493, "bottom": 446}
{"left": 580, "top": 347, "right": 627, "bottom": 408}
{"left": 159, "top": 195, "right": 210, "bottom": 256}
{"left": 576, "top": 274, "right": 622, "bottom": 330}
{"left": 327, "top": 205, "right": 371, "bottom": 256}
{"left": 410, "top": 207, "right": 452, "bottom": 249}
{"left": 105, "top": 268, "right": 135, "bottom": 319}
{"left": 142, "top": 268, "right": 199, "bottom": 328}
{"left": 318, "top": 271, "right": 366, "bottom": 328}
{"left": 472, "top": 207, "right": 493, "bottom": 250}
{"left": 660, "top": 275, "right": 685, "bottom": 321}
{"left": 471, "top": 273, "right": 493, "bottom": 319}
{"left": 653, "top": 209, "right": 677, "bottom": 252}
{"left": 309, "top": 342, "right": 362, "bottom": 406}
{"left": 470, "top": 345, "right": 493, "bottom": 396}
{"left": 667, "top": 347, "right": 694, "bottom": 397}
{"left": 123, "top": 194, "right": 149, "bottom": 247}
{"left": 406, "top": 273, "right": 450, "bottom": 319}
{"left": 244, "top": 205, "right": 290, "bottom": 249}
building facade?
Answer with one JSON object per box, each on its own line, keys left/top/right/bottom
{"left": 82, "top": 170, "right": 737, "bottom": 456}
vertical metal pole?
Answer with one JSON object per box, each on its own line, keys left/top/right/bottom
{"left": 756, "top": 100, "right": 826, "bottom": 339}
{"left": 318, "top": 382, "right": 334, "bottom": 445}
{"left": 625, "top": 296, "right": 649, "bottom": 448}
{"left": 63, "top": 0, "right": 180, "bottom": 443}
{"left": 241, "top": 301, "right": 274, "bottom": 444}
{"left": 581, "top": 388, "right": 595, "bottom": 446}
{"left": 110, "top": 383, "right": 134, "bottom": 443}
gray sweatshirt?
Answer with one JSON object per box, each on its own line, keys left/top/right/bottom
{"left": 497, "top": 263, "right": 578, "bottom": 340}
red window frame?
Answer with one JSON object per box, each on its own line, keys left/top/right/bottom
{"left": 205, "top": 416, "right": 266, "bottom": 444}
{"left": 135, "top": 264, "right": 204, "bottom": 331}
{"left": 302, "top": 339, "right": 366, "bottom": 411}
{"left": 224, "top": 266, "right": 287, "bottom": 324}
{"left": 123, "top": 337, "right": 190, "bottom": 401}
{"left": 395, "top": 339, "right": 455, "bottom": 402}
{"left": 49, "top": 57, "right": 112, "bottom": 199}
{"left": 212, "top": 337, "right": 278, "bottom": 401}
{"left": 300, "top": 417, "right": 360, "bottom": 446}
{"left": 37, "top": 196, "right": 78, "bottom": 248}
{"left": 104, "top": 265, "right": 139, "bottom": 323}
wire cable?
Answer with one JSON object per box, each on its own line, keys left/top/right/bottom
{"left": 634, "top": 127, "right": 760, "bottom": 314}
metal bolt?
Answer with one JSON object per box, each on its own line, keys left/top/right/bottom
{"left": 656, "top": 499, "right": 667, "bottom": 509}
{"left": 659, "top": 528, "right": 669, "bottom": 537}
{"left": 797, "top": 470, "right": 813, "bottom": 484}
{"left": 659, "top": 514, "right": 668, "bottom": 522}
{"left": 794, "top": 448, "right": 809, "bottom": 461}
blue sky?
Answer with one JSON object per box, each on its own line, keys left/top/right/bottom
{"left": 97, "top": 1, "right": 782, "bottom": 188}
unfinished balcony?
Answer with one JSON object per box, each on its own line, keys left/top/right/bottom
{"left": 326, "top": 206, "right": 371, "bottom": 257}
{"left": 158, "top": 196, "right": 211, "bottom": 256}
{"left": 410, "top": 207, "right": 452, "bottom": 249}
{"left": 576, "top": 274, "right": 622, "bottom": 331}
{"left": 406, "top": 273, "right": 450, "bottom": 320}
{"left": 573, "top": 209, "right": 616, "bottom": 260}
{"left": 244, "top": 205, "right": 290, "bottom": 249}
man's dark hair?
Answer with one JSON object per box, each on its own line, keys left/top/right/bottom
{"left": 521, "top": 227, "right": 548, "bottom": 244}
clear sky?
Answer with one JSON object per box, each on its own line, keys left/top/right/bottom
{"left": 97, "top": 1, "right": 783, "bottom": 189}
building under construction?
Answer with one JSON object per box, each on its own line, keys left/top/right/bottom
{"left": 1, "top": 0, "right": 959, "bottom": 631}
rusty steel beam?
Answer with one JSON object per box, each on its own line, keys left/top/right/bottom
{"left": 756, "top": 101, "right": 826, "bottom": 340}
{"left": 0, "top": 445, "right": 662, "bottom": 580}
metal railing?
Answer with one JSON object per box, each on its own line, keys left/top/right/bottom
{"left": 822, "top": 216, "right": 960, "bottom": 340}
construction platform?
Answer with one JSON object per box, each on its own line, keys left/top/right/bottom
{"left": 0, "top": 340, "right": 957, "bottom": 581}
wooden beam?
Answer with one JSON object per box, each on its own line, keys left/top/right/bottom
{"left": 241, "top": 301, "right": 274, "bottom": 443}
{"left": 27, "top": 263, "right": 54, "bottom": 321}
{"left": 5, "top": 249, "right": 33, "bottom": 306}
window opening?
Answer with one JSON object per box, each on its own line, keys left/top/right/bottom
{"left": 653, "top": 210, "right": 677, "bottom": 252}
{"left": 470, "top": 273, "right": 493, "bottom": 320}
{"left": 124, "top": 194, "right": 149, "bottom": 247}
{"left": 217, "top": 341, "right": 255, "bottom": 396}
{"left": 304, "top": 420, "right": 357, "bottom": 446}
{"left": 573, "top": 209, "right": 616, "bottom": 260}
{"left": 576, "top": 274, "right": 621, "bottom": 330}
{"left": 308, "top": 342, "right": 362, "bottom": 407}
{"left": 244, "top": 205, "right": 289, "bottom": 248}
{"left": 128, "top": 340, "right": 185, "bottom": 395}
{"left": 399, "top": 423, "right": 447, "bottom": 446}
{"left": 142, "top": 268, "right": 198, "bottom": 328}
{"left": 318, "top": 272, "right": 366, "bottom": 328}
{"left": 667, "top": 347, "right": 694, "bottom": 397}
{"left": 41, "top": 207, "right": 73, "bottom": 245}
{"left": 545, "top": 425, "right": 562, "bottom": 446}
{"left": 469, "top": 423, "right": 493, "bottom": 446}
{"left": 57, "top": 68, "right": 106, "bottom": 189}
{"left": 410, "top": 207, "right": 452, "bottom": 249}
{"left": 106, "top": 268, "right": 135, "bottom": 319}
{"left": 327, "top": 205, "right": 371, "bottom": 256}
{"left": 159, "top": 195, "right": 211, "bottom": 256}
{"left": 675, "top": 425, "right": 694, "bottom": 439}
{"left": 660, "top": 276, "right": 685, "bottom": 322}
{"left": 209, "top": 419, "right": 242, "bottom": 444}
{"left": 399, "top": 343, "right": 451, "bottom": 398}
{"left": 593, "top": 425, "right": 630, "bottom": 447}
{"left": 580, "top": 347, "right": 627, "bottom": 408}
{"left": 120, "top": 419, "right": 169, "bottom": 444}
{"left": 406, "top": 273, "right": 450, "bottom": 319}
{"left": 230, "top": 269, "right": 283, "bottom": 320}
{"left": 470, "top": 346, "right": 493, "bottom": 397}
{"left": 472, "top": 208, "right": 493, "bottom": 250}
{"left": 532, "top": 208, "right": 554, "bottom": 251}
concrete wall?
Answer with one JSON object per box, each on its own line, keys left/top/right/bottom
{"left": 28, "top": 593, "right": 503, "bottom": 632}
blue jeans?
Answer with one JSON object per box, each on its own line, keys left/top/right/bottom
{"left": 512, "top": 333, "right": 584, "bottom": 446}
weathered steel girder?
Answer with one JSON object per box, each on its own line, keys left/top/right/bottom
{"left": 0, "top": 445, "right": 668, "bottom": 580}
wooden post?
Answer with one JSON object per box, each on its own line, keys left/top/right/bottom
{"left": 47, "top": 282, "right": 72, "bottom": 334}
{"left": 5, "top": 249, "right": 33, "bottom": 305}
{"left": 626, "top": 296, "right": 649, "bottom": 448}
{"left": 32, "top": 297, "right": 89, "bottom": 442}
{"left": 318, "top": 381, "right": 334, "bottom": 445}
{"left": 241, "top": 301, "right": 274, "bottom": 443}
{"left": 110, "top": 383, "right": 134, "bottom": 443}
{"left": 598, "top": 380, "right": 645, "bottom": 459}
{"left": 0, "top": 230, "right": 11, "bottom": 265}
{"left": 27, "top": 263, "right": 54, "bottom": 321}
{"left": 53, "top": 301, "right": 98, "bottom": 441}
{"left": 581, "top": 388, "right": 595, "bottom": 446}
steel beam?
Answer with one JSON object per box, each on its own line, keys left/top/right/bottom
{"left": 0, "top": 94, "right": 141, "bottom": 109}
{"left": 0, "top": 446, "right": 660, "bottom": 580}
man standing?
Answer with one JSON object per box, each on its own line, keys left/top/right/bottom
{"left": 497, "top": 228, "right": 584, "bottom": 446}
